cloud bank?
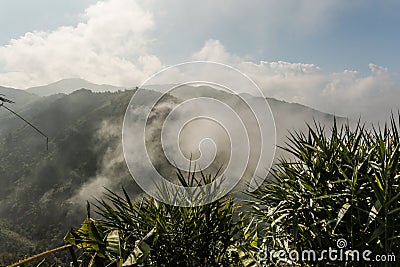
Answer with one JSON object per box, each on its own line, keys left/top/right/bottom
{"left": 193, "top": 39, "right": 400, "bottom": 122}
{"left": 0, "top": 0, "right": 162, "bottom": 89}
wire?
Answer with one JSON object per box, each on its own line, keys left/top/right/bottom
{"left": 1, "top": 103, "right": 49, "bottom": 150}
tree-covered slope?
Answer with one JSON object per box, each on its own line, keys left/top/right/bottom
{"left": 0, "top": 86, "right": 343, "bottom": 263}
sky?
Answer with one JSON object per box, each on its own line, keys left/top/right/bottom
{"left": 0, "top": 0, "right": 399, "bottom": 121}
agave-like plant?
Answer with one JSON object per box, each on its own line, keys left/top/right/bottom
{"left": 65, "top": 169, "right": 255, "bottom": 266}
{"left": 249, "top": 116, "right": 400, "bottom": 265}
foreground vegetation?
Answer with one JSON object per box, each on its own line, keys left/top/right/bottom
{"left": 7, "top": 115, "right": 400, "bottom": 266}
{"left": 65, "top": 172, "right": 254, "bottom": 267}
{"left": 251, "top": 117, "right": 400, "bottom": 265}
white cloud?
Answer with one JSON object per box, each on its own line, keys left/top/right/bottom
{"left": 70, "top": 120, "right": 127, "bottom": 204}
{"left": 0, "top": 0, "right": 162, "bottom": 89}
{"left": 192, "top": 39, "right": 400, "bottom": 122}
{"left": 192, "top": 39, "right": 240, "bottom": 63}
{"left": 369, "top": 63, "right": 388, "bottom": 76}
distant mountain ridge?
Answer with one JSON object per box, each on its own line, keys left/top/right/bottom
{"left": 25, "top": 78, "right": 126, "bottom": 96}
{"left": 0, "top": 86, "right": 40, "bottom": 119}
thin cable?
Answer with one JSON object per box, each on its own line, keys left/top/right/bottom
{"left": 1, "top": 104, "right": 49, "bottom": 150}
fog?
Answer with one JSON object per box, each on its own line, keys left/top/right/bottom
{"left": 122, "top": 82, "right": 342, "bottom": 205}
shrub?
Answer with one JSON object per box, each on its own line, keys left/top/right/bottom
{"left": 64, "top": 171, "right": 256, "bottom": 266}
{"left": 250, "top": 117, "right": 400, "bottom": 265}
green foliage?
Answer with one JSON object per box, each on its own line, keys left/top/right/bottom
{"left": 249, "top": 116, "right": 400, "bottom": 264}
{"left": 65, "top": 171, "right": 254, "bottom": 266}
{"left": 64, "top": 215, "right": 153, "bottom": 266}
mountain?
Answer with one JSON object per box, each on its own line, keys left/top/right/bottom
{"left": 0, "top": 219, "right": 36, "bottom": 259}
{"left": 0, "top": 85, "right": 345, "bottom": 263}
{"left": 0, "top": 86, "right": 40, "bottom": 118}
{"left": 25, "top": 78, "right": 126, "bottom": 96}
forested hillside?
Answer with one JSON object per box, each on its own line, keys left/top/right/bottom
{"left": 0, "top": 86, "right": 341, "bottom": 263}
{"left": 0, "top": 89, "right": 137, "bottom": 261}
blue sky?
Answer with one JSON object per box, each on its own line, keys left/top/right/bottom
{"left": 0, "top": 0, "right": 97, "bottom": 43}
{"left": 0, "top": 0, "right": 399, "bottom": 121}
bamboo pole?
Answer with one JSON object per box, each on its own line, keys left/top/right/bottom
{"left": 7, "top": 244, "right": 73, "bottom": 267}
